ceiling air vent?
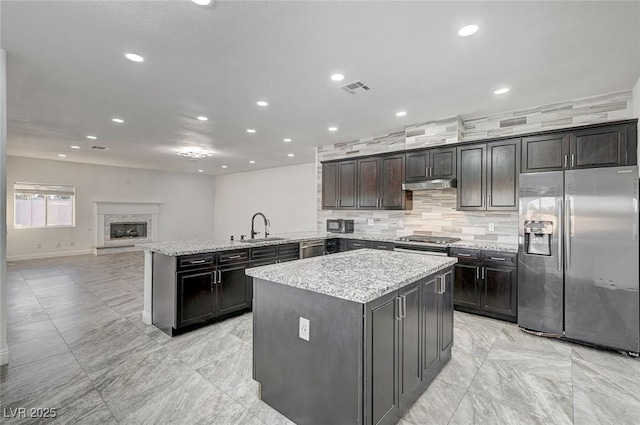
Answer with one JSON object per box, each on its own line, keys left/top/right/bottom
{"left": 340, "top": 80, "right": 372, "bottom": 95}
{"left": 91, "top": 145, "right": 109, "bottom": 150}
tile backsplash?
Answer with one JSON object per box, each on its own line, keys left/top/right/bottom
{"left": 316, "top": 90, "right": 633, "bottom": 241}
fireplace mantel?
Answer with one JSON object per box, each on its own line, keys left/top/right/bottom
{"left": 93, "top": 202, "right": 161, "bottom": 254}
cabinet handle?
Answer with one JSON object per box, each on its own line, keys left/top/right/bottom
{"left": 218, "top": 270, "right": 222, "bottom": 283}
{"left": 476, "top": 267, "right": 480, "bottom": 280}
{"left": 482, "top": 196, "right": 485, "bottom": 207}
{"left": 571, "top": 154, "right": 575, "bottom": 168}
{"left": 395, "top": 297, "right": 401, "bottom": 321}
{"left": 481, "top": 267, "right": 485, "bottom": 279}
{"left": 490, "top": 257, "right": 506, "bottom": 261}
{"left": 425, "top": 166, "right": 429, "bottom": 178}
{"left": 402, "top": 295, "right": 407, "bottom": 319}
{"left": 457, "top": 253, "right": 472, "bottom": 257}
{"left": 227, "top": 255, "right": 242, "bottom": 259}
{"left": 339, "top": 199, "right": 342, "bottom": 207}
{"left": 352, "top": 243, "right": 362, "bottom": 247}
{"left": 429, "top": 166, "right": 433, "bottom": 177}
{"left": 487, "top": 195, "right": 491, "bottom": 207}
{"left": 190, "top": 259, "right": 206, "bottom": 264}
{"left": 564, "top": 154, "right": 568, "bottom": 168}
{"left": 212, "top": 270, "right": 217, "bottom": 284}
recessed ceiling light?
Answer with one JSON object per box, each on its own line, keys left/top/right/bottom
{"left": 176, "top": 149, "right": 214, "bottom": 159}
{"left": 494, "top": 87, "right": 510, "bottom": 95}
{"left": 458, "top": 24, "right": 479, "bottom": 37}
{"left": 112, "top": 118, "right": 124, "bottom": 123}
{"left": 221, "top": 165, "right": 228, "bottom": 168}
{"left": 328, "top": 127, "right": 338, "bottom": 132}
{"left": 287, "top": 153, "right": 294, "bottom": 157}
{"left": 249, "top": 160, "right": 256, "bottom": 164}
{"left": 283, "top": 138, "right": 292, "bottom": 142}
{"left": 192, "top": 0, "right": 213, "bottom": 6}
{"left": 86, "top": 135, "right": 97, "bottom": 140}
{"left": 198, "top": 169, "right": 204, "bottom": 173}
{"left": 124, "top": 53, "right": 144, "bottom": 63}
{"left": 256, "top": 101, "right": 269, "bottom": 107}
{"left": 395, "top": 111, "right": 407, "bottom": 117}
{"left": 196, "top": 116, "right": 208, "bottom": 121}
{"left": 246, "top": 129, "right": 256, "bottom": 133}
{"left": 70, "top": 145, "right": 80, "bottom": 149}
{"left": 58, "top": 154, "right": 67, "bottom": 157}
{"left": 331, "top": 74, "right": 345, "bottom": 82}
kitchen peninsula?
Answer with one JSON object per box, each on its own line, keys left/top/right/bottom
{"left": 246, "top": 249, "right": 457, "bottom": 425}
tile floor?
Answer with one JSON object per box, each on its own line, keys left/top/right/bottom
{"left": 2, "top": 252, "right": 640, "bottom": 424}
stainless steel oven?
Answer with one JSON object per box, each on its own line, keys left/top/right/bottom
{"left": 300, "top": 240, "right": 325, "bottom": 258}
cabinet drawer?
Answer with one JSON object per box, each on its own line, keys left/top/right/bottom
{"left": 278, "top": 243, "right": 300, "bottom": 258}
{"left": 448, "top": 248, "right": 481, "bottom": 262}
{"left": 346, "top": 239, "right": 371, "bottom": 250}
{"left": 177, "top": 253, "right": 215, "bottom": 271}
{"left": 370, "top": 241, "right": 395, "bottom": 251}
{"left": 251, "top": 246, "right": 277, "bottom": 261}
{"left": 218, "top": 250, "right": 249, "bottom": 265}
{"left": 482, "top": 251, "right": 517, "bottom": 267}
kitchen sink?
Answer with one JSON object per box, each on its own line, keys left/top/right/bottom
{"left": 242, "top": 237, "right": 286, "bottom": 243}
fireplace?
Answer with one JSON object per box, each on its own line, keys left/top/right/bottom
{"left": 110, "top": 222, "right": 148, "bottom": 239}
{"left": 94, "top": 202, "right": 160, "bottom": 255}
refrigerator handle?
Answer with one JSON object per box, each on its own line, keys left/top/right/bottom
{"left": 557, "top": 198, "right": 563, "bottom": 272}
{"left": 565, "top": 198, "right": 572, "bottom": 271}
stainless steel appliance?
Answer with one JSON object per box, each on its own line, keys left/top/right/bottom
{"left": 300, "top": 240, "right": 325, "bottom": 258}
{"left": 394, "top": 235, "right": 460, "bottom": 256}
{"left": 326, "top": 219, "right": 354, "bottom": 233}
{"left": 518, "top": 166, "right": 639, "bottom": 352}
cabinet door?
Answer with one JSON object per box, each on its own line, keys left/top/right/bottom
{"left": 487, "top": 139, "right": 520, "bottom": 210}
{"left": 439, "top": 271, "right": 454, "bottom": 355}
{"left": 399, "top": 281, "right": 421, "bottom": 407}
{"left": 421, "top": 277, "right": 439, "bottom": 376}
{"left": 482, "top": 265, "right": 517, "bottom": 318}
{"left": 366, "top": 292, "right": 400, "bottom": 425}
{"left": 453, "top": 263, "right": 481, "bottom": 308}
{"left": 457, "top": 144, "right": 486, "bottom": 210}
{"left": 570, "top": 125, "right": 628, "bottom": 169}
{"left": 521, "top": 133, "right": 569, "bottom": 173}
{"left": 380, "top": 154, "right": 405, "bottom": 209}
{"left": 430, "top": 147, "right": 456, "bottom": 179}
{"left": 322, "top": 163, "right": 338, "bottom": 209}
{"left": 177, "top": 270, "right": 214, "bottom": 327}
{"left": 338, "top": 160, "right": 357, "bottom": 209}
{"left": 358, "top": 157, "right": 381, "bottom": 209}
{"left": 405, "top": 150, "right": 429, "bottom": 182}
{"left": 217, "top": 265, "right": 250, "bottom": 316}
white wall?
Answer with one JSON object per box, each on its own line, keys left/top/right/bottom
{"left": 7, "top": 156, "right": 216, "bottom": 260}
{"left": 214, "top": 163, "right": 316, "bottom": 239}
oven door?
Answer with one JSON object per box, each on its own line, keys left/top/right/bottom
{"left": 300, "top": 240, "right": 325, "bottom": 258}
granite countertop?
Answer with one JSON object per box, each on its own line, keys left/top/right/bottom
{"left": 137, "top": 231, "right": 399, "bottom": 256}
{"left": 449, "top": 240, "right": 518, "bottom": 253}
{"left": 245, "top": 249, "right": 457, "bottom": 304}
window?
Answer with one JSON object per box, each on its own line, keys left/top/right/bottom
{"left": 14, "top": 183, "right": 75, "bottom": 228}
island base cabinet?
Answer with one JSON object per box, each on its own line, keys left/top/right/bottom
{"left": 253, "top": 266, "right": 454, "bottom": 425}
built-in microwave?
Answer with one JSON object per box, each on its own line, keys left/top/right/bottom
{"left": 326, "top": 219, "right": 354, "bottom": 233}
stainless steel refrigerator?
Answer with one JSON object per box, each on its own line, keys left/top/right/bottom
{"left": 518, "top": 165, "right": 639, "bottom": 352}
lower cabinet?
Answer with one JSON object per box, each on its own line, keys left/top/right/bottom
{"left": 366, "top": 268, "right": 453, "bottom": 425}
{"left": 449, "top": 248, "right": 517, "bottom": 322}
{"left": 217, "top": 263, "right": 251, "bottom": 316}
{"left": 176, "top": 269, "right": 215, "bottom": 328}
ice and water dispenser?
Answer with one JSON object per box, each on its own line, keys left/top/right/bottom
{"left": 523, "top": 221, "right": 553, "bottom": 256}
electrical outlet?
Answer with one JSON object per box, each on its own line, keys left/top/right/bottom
{"left": 367, "top": 218, "right": 374, "bottom": 226}
{"left": 56, "top": 242, "right": 61, "bottom": 248}
{"left": 488, "top": 223, "right": 495, "bottom": 232}
{"left": 299, "top": 317, "right": 310, "bottom": 341}
{"left": 70, "top": 241, "right": 75, "bottom": 247}
{"left": 35, "top": 242, "right": 41, "bottom": 249}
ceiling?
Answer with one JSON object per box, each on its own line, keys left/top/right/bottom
{"left": 2, "top": 1, "right": 639, "bottom": 176}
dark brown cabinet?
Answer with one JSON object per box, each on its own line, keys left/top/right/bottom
{"left": 449, "top": 248, "right": 517, "bottom": 322}
{"left": 521, "top": 122, "right": 637, "bottom": 173}
{"left": 176, "top": 270, "right": 215, "bottom": 327}
{"left": 405, "top": 147, "right": 456, "bottom": 182}
{"left": 322, "top": 160, "right": 357, "bottom": 209}
{"left": 366, "top": 268, "right": 453, "bottom": 425}
{"left": 357, "top": 154, "right": 408, "bottom": 210}
{"left": 457, "top": 139, "right": 520, "bottom": 211}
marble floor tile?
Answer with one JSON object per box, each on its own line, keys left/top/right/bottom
{"left": 574, "top": 386, "right": 640, "bottom": 425}
{"left": 4, "top": 334, "right": 70, "bottom": 369}
{"left": 6, "top": 319, "right": 60, "bottom": 345}
{"left": 164, "top": 325, "right": 246, "bottom": 370}
{"left": 449, "top": 391, "right": 550, "bottom": 425}
{"left": 572, "top": 353, "right": 640, "bottom": 406}
{"left": 401, "top": 379, "right": 468, "bottom": 425}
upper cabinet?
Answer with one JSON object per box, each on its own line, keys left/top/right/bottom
{"left": 457, "top": 139, "right": 520, "bottom": 211}
{"left": 405, "top": 147, "right": 456, "bottom": 182}
{"left": 322, "top": 160, "right": 357, "bottom": 209}
{"left": 521, "top": 122, "right": 637, "bottom": 173}
{"left": 357, "top": 154, "right": 410, "bottom": 210}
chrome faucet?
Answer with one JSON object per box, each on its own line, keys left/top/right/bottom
{"left": 251, "top": 212, "right": 270, "bottom": 239}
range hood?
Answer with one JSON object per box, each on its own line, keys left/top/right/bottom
{"left": 402, "top": 178, "right": 457, "bottom": 190}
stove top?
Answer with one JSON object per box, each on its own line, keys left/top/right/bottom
{"left": 396, "top": 235, "right": 461, "bottom": 245}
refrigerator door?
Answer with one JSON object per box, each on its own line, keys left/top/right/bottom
{"left": 518, "top": 171, "right": 564, "bottom": 334}
{"left": 564, "top": 166, "right": 639, "bottom": 352}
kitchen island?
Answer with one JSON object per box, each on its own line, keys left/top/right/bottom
{"left": 246, "top": 249, "right": 457, "bottom": 425}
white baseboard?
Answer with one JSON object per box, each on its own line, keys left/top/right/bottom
{"left": 7, "top": 249, "right": 93, "bottom": 262}
{"left": 142, "top": 310, "right": 152, "bottom": 325}
{"left": 0, "top": 347, "right": 9, "bottom": 366}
